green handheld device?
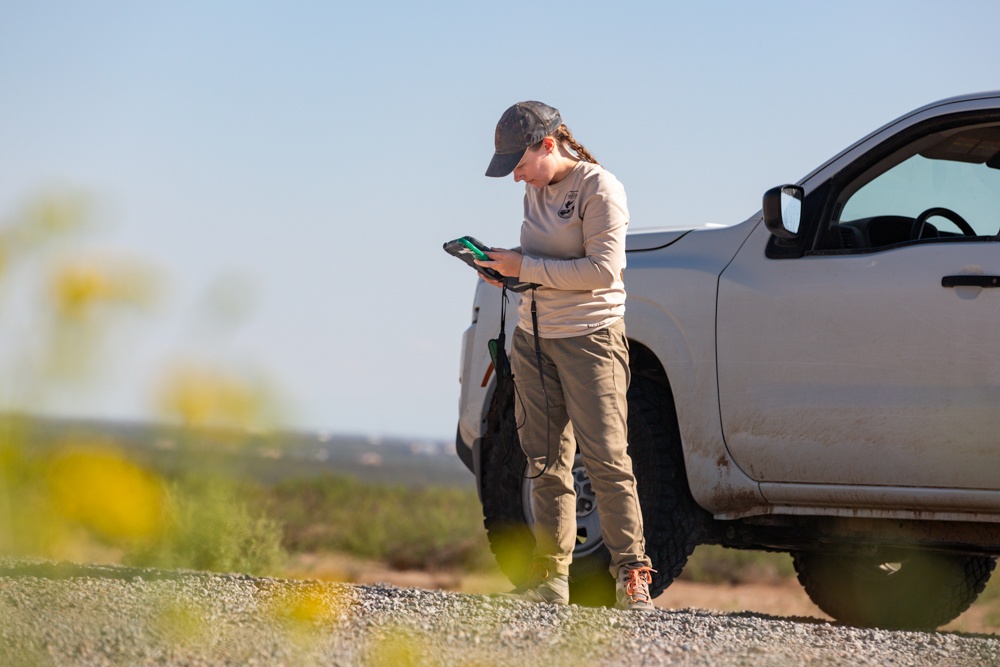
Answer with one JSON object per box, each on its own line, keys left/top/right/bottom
{"left": 442, "top": 235, "right": 538, "bottom": 292}
{"left": 456, "top": 236, "right": 491, "bottom": 261}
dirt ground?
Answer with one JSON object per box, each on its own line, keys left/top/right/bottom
{"left": 285, "top": 552, "right": 998, "bottom": 636}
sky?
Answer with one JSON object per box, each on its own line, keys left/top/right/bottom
{"left": 1, "top": 1, "right": 998, "bottom": 440}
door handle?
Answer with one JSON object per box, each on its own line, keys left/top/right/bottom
{"left": 942, "top": 275, "right": 1000, "bottom": 288}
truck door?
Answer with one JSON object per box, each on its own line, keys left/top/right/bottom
{"left": 716, "top": 120, "right": 1000, "bottom": 493}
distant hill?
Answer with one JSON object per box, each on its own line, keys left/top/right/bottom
{"left": 9, "top": 415, "right": 474, "bottom": 489}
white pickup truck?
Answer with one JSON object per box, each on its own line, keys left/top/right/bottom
{"left": 454, "top": 91, "right": 1000, "bottom": 629}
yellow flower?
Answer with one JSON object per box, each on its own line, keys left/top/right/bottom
{"left": 50, "top": 259, "right": 157, "bottom": 320}
{"left": 155, "top": 365, "right": 275, "bottom": 429}
{"left": 47, "top": 446, "right": 164, "bottom": 544}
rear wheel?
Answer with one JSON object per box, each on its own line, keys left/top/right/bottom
{"left": 480, "top": 371, "right": 703, "bottom": 606}
{"left": 792, "top": 549, "right": 996, "bottom": 629}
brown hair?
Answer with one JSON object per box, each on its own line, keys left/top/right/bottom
{"left": 533, "top": 124, "right": 601, "bottom": 166}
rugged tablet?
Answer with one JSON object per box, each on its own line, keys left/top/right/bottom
{"left": 443, "top": 236, "right": 535, "bottom": 292}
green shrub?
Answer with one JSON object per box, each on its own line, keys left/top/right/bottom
{"left": 681, "top": 545, "right": 795, "bottom": 585}
{"left": 267, "top": 475, "right": 494, "bottom": 571}
{"left": 125, "top": 476, "right": 286, "bottom": 575}
{"left": 979, "top": 573, "right": 1000, "bottom": 602}
{"left": 0, "top": 429, "right": 286, "bottom": 577}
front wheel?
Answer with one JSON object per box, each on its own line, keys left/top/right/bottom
{"left": 479, "top": 371, "right": 703, "bottom": 606}
{"left": 792, "top": 549, "right": 996, "bottom": 629}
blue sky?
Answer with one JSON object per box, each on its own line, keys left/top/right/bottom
{"left": 1, "top": 1, "right": 998, "bottom": 439}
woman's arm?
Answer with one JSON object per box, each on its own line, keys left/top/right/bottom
{"left": 519, "top": 189, "right": 628, "bottom": 291}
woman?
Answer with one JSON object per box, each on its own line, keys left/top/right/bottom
{"left": 477, "top": 101, "right": 655, "bottom": 611}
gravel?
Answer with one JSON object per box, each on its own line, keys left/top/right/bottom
{"left": 1, "top": 561, "right": 997, "bottom": 666}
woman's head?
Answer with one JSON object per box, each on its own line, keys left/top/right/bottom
{"left": 486, "top": 101, "right": 600, "bottom": 183}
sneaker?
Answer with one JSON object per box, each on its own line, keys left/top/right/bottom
{"left": 615, "top": 564, "right": 656, "bottom": 611}
{"left": 498, "top": 562, "right": 570, "bottom": 605}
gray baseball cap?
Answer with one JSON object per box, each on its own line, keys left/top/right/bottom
{"left": 485, "top": 101, "right": 563, "bottom": 177}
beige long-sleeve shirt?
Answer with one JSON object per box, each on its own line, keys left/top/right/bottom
{"left": 517, "top": 160, "right": 628, "bottom": 338}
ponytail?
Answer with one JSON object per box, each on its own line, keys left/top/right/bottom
{"left": 553, "top": 124, "right": 600, "bottom": 166}
{"left": 530, "top": 123, "right": 601, "bottom": 166}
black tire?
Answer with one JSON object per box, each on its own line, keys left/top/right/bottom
{"left": 480, "top": 370, "right": 703, "bottom": 606}
{"left": 628, "top": 372, "right": 705, "bottom": 596}
{"left": 792, "top": 549, "right": 997, "bottom": 629}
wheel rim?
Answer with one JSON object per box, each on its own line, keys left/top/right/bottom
{"left": 521, "top": 452, "right": 604, "bottom": 559}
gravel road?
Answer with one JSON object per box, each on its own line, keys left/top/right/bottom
{"left": 1, "top": 561, "right": 998, "bottom": 666}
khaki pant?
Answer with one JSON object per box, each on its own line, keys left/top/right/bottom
{"left": 511, "top": 318, "right": 651, "bottom": 578}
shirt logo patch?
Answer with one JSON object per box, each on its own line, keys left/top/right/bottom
{"left": 558, "top": 190, "right": 579, "bottom": 219}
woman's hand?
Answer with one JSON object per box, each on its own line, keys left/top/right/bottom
{"left": 475, "top": 249, "right": 523, "bottom": 282}
{"left": 478, "top": 272, "right": 504, "bottom": 289}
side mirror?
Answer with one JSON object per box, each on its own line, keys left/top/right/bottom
{"left": 763, "top": 185, "right": 803, "bottom": 240}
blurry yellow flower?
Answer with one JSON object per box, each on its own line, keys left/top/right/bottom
{"left": 49, "top": 259, "right": 157, "bottom": 320}
{"left": 368, "top": 629, "right": 432, "bottom": 667}
{"left": 47, "top": 446, "right": 164, "bottom": 543}
{"left": 0, "top": 236, "right": 8, "bottom": 280}
{"left": 0, "top": 192, "right": 88, "bottom": 291}
{"left": 156, "top": 599, "right": 209, "bottom": 646}
{"left": 155, "top": 364, "right": 277, "bottom": 429}
{"left": 23, "top": 192, "right": 90, "bottom": 239}
{"left": 273, "top": 582, "right": 344, "bottom": 625}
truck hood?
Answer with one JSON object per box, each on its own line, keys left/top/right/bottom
{"left": 625, "top": 223, "right": 723, "bottom": 252}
